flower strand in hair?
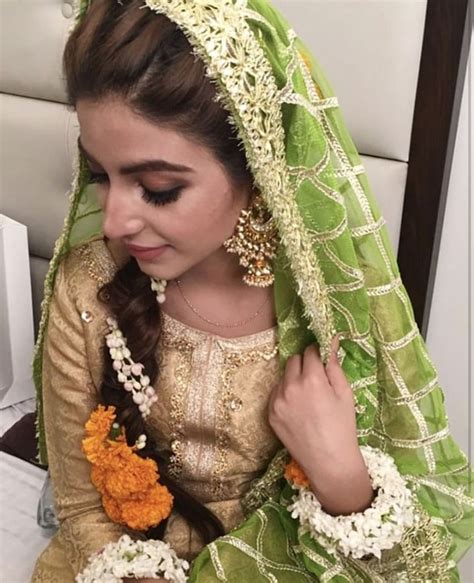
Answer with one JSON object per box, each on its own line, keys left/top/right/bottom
{"left": 106, "top": 316, "right": 158, "bottom": 424}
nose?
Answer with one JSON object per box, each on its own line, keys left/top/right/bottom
{"left": 100, "top": 183, "right": 145, "bottom": 241}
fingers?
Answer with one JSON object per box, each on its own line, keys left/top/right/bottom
{"left": 324, "top": 335, "right": 351, "bottom": 397}
{"left": 301, "top": 342, "right": 326, "bottom": 379}
{"left": 284, "top": 353, "right": 302, "bottom": 381}
{"left": 282, "top": 335, "right": 348, "bottom": 396}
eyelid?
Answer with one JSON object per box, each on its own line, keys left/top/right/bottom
{"left": 141, "top": 185, "right": 183, "bottom": 207}
{"left": 88, "top": 171, "right": 181, "bottom": 192}
{"left": 87, "top": 171, "right": 183, "bottom": 207}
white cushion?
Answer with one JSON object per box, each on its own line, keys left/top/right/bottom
{"left": 0, "top": 0, "right": 74, "bottom": 103}
{"left": 0, "top": 93, "right": 78, "bottom": 259}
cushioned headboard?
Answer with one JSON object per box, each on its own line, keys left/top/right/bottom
{"left": 0, "top": 1, "right": 78, "bottom": 332}
{"left": 0, "top": 0, "right": 467, "bottom": 337}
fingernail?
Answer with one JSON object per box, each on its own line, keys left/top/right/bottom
{"left": 332, "top": 334, "right": 339, "bottom": 353}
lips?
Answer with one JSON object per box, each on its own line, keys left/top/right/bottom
{"left": 126, "top": 244, "right": 169, "bottom": 261}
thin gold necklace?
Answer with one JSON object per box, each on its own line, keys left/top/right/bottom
{"left": 175, "top": 279, "right": 271, "bottom": 328}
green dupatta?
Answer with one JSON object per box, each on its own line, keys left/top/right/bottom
{"left": 33, "top": 1, "right": 473, "bottom": 580}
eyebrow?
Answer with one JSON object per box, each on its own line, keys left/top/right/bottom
{"left": 78, "top": 138, "right": 195, "bottom": 175}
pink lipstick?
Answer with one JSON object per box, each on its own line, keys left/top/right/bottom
{"left": 126, "top": 244, "right": 169, "bottom": 261}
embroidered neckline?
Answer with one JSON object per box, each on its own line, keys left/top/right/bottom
{"left": 161, "top": 309, "right": 278, "bottom": 348}
{"left": 84, "top": 237, "right": 279, "bottom": 349}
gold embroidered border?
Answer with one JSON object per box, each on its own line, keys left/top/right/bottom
{"left": 213, "top": 343, "right": 279, "bottom": 500}
{"left": 160, "top": 331, "right": 195, "bottom": 480}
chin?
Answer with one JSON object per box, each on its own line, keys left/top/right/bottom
{"left": 136, "top": 259, "right": 183, "bottom": 282}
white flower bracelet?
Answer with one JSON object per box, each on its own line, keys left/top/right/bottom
{"left": 287, "top": 445, "right": 416, "bottom": 559}
{"left": 75, "top": 534, "right": 189, "bottom": 583}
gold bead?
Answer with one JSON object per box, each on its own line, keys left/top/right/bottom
{"left": 170, "top": 439, "right": 181, "bottom": 453}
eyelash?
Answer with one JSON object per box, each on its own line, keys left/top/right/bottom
{"left": 87, "top": 172, "right": 182, "bottom": 207}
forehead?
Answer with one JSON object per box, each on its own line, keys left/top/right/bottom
{"left": 76, "top": 98, "right": 213, "bottom": 168}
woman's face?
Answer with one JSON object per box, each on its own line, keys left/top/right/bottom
{"left": 76, "top": 98, "right": 251, "bottom": 280}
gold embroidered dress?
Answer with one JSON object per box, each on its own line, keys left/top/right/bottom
{"left": 32, "top": 238, "right": 282, "bottom": 580}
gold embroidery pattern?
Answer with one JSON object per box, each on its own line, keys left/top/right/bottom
{"left": 75, "top": 239, "right": 116, "bottom": 287}
{"left": 214, "top": 343, "right": 279, "bottom": 500}
{"left": 159, "top": 310, "right": 280, "bottom": 498}
{"left": 208, "top": 542, "right": 228, "bottom": 581}
{"left": 216, "top": 531, "right": 316, "bottom": 581}
{"left": 241, "top": 448, "right": 289, "bottom": 517}
{"left": 183, "top": 335, "right": 223, "bottom": 481}
{"left": 161, "top": 332, "right": 195, "bottom": 480}
{"left": 358, "top": 499, "right": 454, "bottom": 583}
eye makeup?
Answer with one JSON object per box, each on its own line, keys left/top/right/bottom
{"left": 87, "top": 171, "right": 183, "bottom": 207}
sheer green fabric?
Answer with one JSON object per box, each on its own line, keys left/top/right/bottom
{"left": 33, "top": 0, "right": 473, "bottom": 580}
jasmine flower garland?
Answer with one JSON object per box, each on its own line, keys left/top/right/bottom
{"left": 287, "top": 445, "right": 416, "bottom": 559}
{"left": 75, "top": 535, "right": 189, "bottom": 583}
{"left": 105, "top": 316, "right": 158, "bottom": 422}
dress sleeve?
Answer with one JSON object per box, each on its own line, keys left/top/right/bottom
{"left": 36, "top": 257, "right": 130, "bottom": 576}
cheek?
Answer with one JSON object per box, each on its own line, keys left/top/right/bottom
{"left": 157, "top": 188, "right": 239, "bottom": 248}
{"left": 181, "top": 196, "right": 238, "bottom": 246}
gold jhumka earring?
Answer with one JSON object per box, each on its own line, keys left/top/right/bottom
{"left": 223, "top": 194, "right": 279, "bottom": 287}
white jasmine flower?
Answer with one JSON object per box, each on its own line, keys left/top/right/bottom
{"left": 287, "top": 446, "right": 416, "bottom": 560}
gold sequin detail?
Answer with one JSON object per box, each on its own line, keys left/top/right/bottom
{"left": 358, "top": 500, "right": 454, "bottom": 582}
{"left": 166, "top": 338, "right": 194, "bottom": 480}
{"left": 80, "top": 310, "right": 93, "bottom": 323}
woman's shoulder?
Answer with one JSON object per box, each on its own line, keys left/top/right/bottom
{"left": 59, "top": 236, "right": 126, "bottom": 292}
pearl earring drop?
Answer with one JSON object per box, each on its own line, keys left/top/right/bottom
{"left": 150, "top": 277, "right": 168, "bottom": 304}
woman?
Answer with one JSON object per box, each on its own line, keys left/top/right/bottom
{"left": 32, "top": 0, "right": 473, "bottom": 581}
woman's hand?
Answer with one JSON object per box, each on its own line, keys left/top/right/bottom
{"left": 268, "top": 335, "right": 375, "bottom": 515}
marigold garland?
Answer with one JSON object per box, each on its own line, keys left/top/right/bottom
{"left": 284, "top": 458, "right": 310, "bottom": 488}
{"left": 82, "top": 404, "right": 173, "bottom": 531}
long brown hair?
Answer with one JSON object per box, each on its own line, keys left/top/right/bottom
{"left": 63, "top": 0, "right": 253, "bottom": 543}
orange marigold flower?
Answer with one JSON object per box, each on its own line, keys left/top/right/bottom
{"left": 105, "top": 455, "right": 158, "bottom": 499}
{"left": 91, "top": 464, "right": 108, "bottom": 493}
{"left": 120, "top": 484, "right": 173, "bottom": 530}
{"left": 84, "top": 405, "right": 116, "bottom": 439}
{"left": 96, "top": 439, "right": 134, "bottom": 471}
{"left": 82, "top": 435, "right": 105, "bottom": 464}
{"left": 284, "top": 458, "right": 310, "bottom": 488}
{"left": 103, "top": 493, "right": 123, "bottom": 524}
{"left": 83, "top": 404, "right": 174, "bottom": 531}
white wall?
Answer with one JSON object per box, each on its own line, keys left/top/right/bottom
{"left": 426, "top": 29, "right": 472, "bottom": 581}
